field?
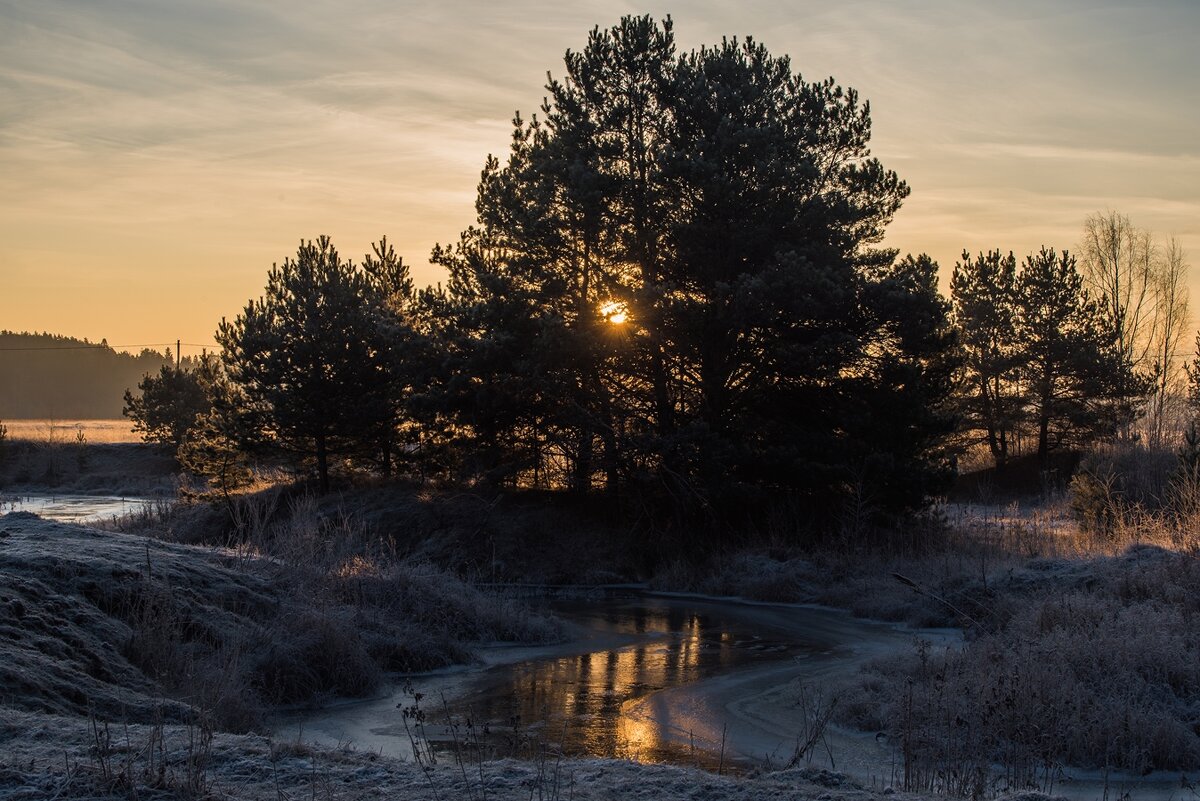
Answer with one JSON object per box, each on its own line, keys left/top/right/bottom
{"left": 2, "top": 418, "right": 141, "bottom": 443}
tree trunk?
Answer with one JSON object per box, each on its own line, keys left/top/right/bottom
{"left": 381, "top": 437, "right": 393, "bottom": 478}
{"left": 601, "top": 424, "right": 620, "bottom": 497}
{"left": 983, "top": 375, "right": 1007, "bottom": 469}
{"left": 1037, "top": 412, "right": 1050, "bottom": 467}
{"left": 574, "top": 426, "right": 593, "bottom": 493}
{"left": 316, "top": 433, "right": 330, "bottom": 493}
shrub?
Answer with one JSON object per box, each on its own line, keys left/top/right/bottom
{"left": 1069, "top": 469, "right": 1118, "bottom": 537}
{"left": 842, "top": 545, "right": 1200, "bottom": 786}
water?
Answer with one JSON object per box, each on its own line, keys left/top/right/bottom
{"left": 406, "top": 596, "right": 824, "bottom": 767}
{"left": 280, "top": 593, "right": 922, "bottom": 771}
{"left": 279, "top": 593, "right": 1185, "bottom": 799}
{"left": 0, "top": 493, "right": 156, "bottom": 523}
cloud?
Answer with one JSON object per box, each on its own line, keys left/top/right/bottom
{"left": 0, "top": 0, "right": 1197, "bottom": 346}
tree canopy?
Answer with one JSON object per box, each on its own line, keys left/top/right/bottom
{"left": 424, "top": 15, "right": 957, "bottom": 525}
{"left": 952, "top": 247, "right": 1150, "bottom": 466}
{"left": 216, "top": 237, "right": 412, "bottom": 492}
{"left": 115, "top": 17, "right": 1186, "bottom": 537}
{"left": 126, "top": 17, "right": 1181, "bottom": 534}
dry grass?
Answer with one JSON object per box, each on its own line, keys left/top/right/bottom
{"left": 2, "top": 418, "right": 142, "bottom": 443}
{"left": 649, "top": 456, "right": 1200, "bottom": 789}
{"left": 0, "top": 439, "right": 177, "bottom": 495}
{"left": 821, "top": 465, "right": 1200, "bottom": 788}
{"left": 0, "top": 479, "right": 563, "bottom": 745}
{"left": 103, "top": 488, "right": 564, "bottom": 720}
{"left": 842, "top": 545, "right": 1200, "bottom": 790}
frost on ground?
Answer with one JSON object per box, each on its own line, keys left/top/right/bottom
{"left": 0, "top": 510, "right": 560, "bottom": 733}
{"left": 840, "top": 544, "right": 1200, "bottom": 780}
{"left": 0, "top": 710, "right": 1064, "bottom": 801}
{"left": 0, "top": 512, "right": 273, "bottom": 724}
{"left": 649, "top": 505, "right": 1200, "bottom": 786}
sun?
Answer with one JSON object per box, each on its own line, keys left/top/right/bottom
{"left": 599, "top": 300, "right": 628, "bottom": 325}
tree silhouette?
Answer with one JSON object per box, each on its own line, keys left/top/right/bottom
{"left": 123, "top": 354, "right": 221, "bottom": 451}
{"left": 425, "top": 15, "right": 957, "bottom": 525}
{"left": 217, "top": 237, "right": 398, "bottom": 492}
{"left": 951, "top": 250, "right": 1023, "bottom": 467}
{"left": 1016, "top": 248, "right": 1147, "bottom": 463}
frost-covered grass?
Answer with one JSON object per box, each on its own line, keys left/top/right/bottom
{"left": 842, "top": 544, "right": 1200, "bottom": 783}
{"left": 113, "top": 490, "right": 565, "bottom": 649}
{"left": 0, "top": 708, "right": 960, "bottom": 801}
{"left": 0, "top": 505, "right": 561, "bottom": 736}
{"left": 651, "top": 499, "right": 1200, "bottom": 783}
{"left": 117, "top": 479, "right": 642, "bottom": 585}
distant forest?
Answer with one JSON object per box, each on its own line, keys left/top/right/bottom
{"left": 0, "top": 332, "right": 175, "bottom": 418}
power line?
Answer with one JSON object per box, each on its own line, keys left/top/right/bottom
{"left": 0, "top": 342, "right": 209, "bottom": 352}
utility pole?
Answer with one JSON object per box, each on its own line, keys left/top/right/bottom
{"left": 176, "top": 339, "right": 180, "bottom": 367}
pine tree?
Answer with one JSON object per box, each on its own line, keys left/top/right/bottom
{"left": 361, "top": 237, "right": 421, "bottom": 476}
{"left": 217, "top": 237, "right": 397, "bottom": 492}
{"left": 123, "top": 354, "right": 221, "bottom": 450}
{"left": 1016, "top": 248, "right": 1148, "bottom": 463}
{"left": 425, "top": 15, "right": 958, "bottom": 524}
{"left": 951, "top": 250, "right": 1023, "bottom": 467}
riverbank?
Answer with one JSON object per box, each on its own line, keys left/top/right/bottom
{"left": 110, "top": 482, "right": 1200, "bottom": 782}
{"left": 0, "top": 439, "right": 177, "bottom": 497}
{"left": 1, "top": 708, "right": 948, "bottom": 801}
{"left": 11, "top": 469, "right": 1200, "bottom": 799}
{"left": 0, "top": 508, "right": 960, "bottom": 800}
{"left": 0, "top": 510, "right": 561, "bottom": 733}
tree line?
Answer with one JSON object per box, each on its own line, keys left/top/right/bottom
{"left": 0, "top": 332, "right": 177, "bottom": 418}
{"left": 954, "top": 211, "right": 1192, "bottom": 469}
{"left": 124, "top": 17, "right": 1189, "bottom": 530}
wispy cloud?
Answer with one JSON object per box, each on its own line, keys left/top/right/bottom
{"left": 0, "top": 0, "right": 1197, "bottom": 346}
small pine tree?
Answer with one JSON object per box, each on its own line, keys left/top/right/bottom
{"left": 951, "top": 250, "right": 1023, "bottom": 467}
{"left": 1016, "top": 248, "right": 1149, "bottom": 464}
{"left": 177, "top": 410, "right": 252, "bottom": 501}
{"left": 123, "top": 355, "right": 220, "bottom": 450}
{"left": 74, "top": 425, "right": 88, "bottom": 472}
{"left": 217, "top": 237, "right": 399, "bottom": 492}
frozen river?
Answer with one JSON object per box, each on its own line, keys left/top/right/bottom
{"left": 278, "top": 592, "right": 1185, "bottom": 799}
{"left": 0, "top": 493, "right": 156, "bottom": 523}
{"left": 280, "top": 593, "right": 942, "bottom": 782}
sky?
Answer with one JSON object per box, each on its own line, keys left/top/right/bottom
{"left": 2, "top": 0, "right": 1198, "bottom": 354}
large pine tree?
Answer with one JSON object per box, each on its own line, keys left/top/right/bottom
{"left": 423, "top": 16, "right": 957, "bottom": 524}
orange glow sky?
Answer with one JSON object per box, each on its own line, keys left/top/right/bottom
{"left": 2, "top": 1, "right": 1198, "bottom": 354}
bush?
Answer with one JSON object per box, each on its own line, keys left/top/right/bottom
{"left": 253, "top": 608, "right": 380, "bottom": 704}
{"left": 1070, "top": 443, "right": 1178, "bottom": 527}
{"left": 842, "top": 545, "right": 1200, "bottom": 784}
{"left": 1069, "top": 469, "right": 1118, "bottom": 537}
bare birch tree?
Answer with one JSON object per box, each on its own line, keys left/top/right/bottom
{"left": 1080, "top": 211, "right": 1158, "bottom": 372}
{"left": 1147, "top": 237, "right": 1190, "bottom": 447}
